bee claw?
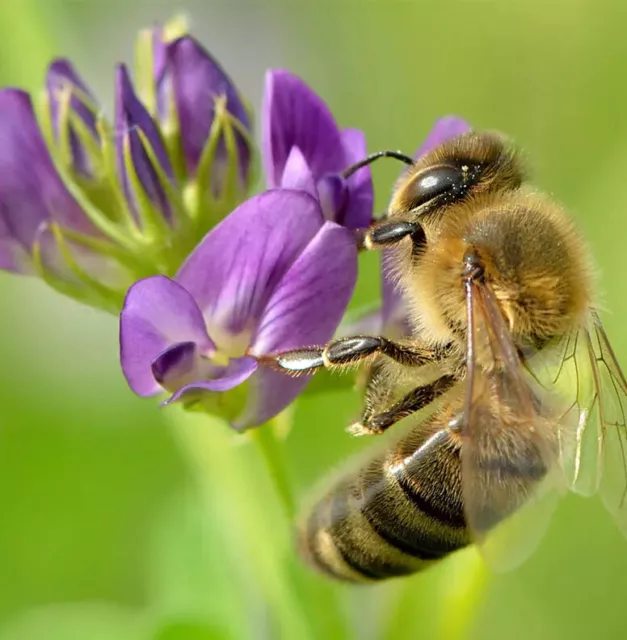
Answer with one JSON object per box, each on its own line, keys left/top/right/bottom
{"left": 346, "top": 422, "right": 378, "bottom": 437}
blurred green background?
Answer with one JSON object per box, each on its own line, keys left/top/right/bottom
{"left": 2, "top": 0, "right": 627, "bottom": 638}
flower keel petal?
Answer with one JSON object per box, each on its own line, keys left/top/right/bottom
{"left": 164, "top": 356, "right": 258, "bottom": 404}
{"left": 339, "top": 127, "right": 374, "bottom": 228}
{"left": 119, "top": 275, "right": 214, "bottom": 396}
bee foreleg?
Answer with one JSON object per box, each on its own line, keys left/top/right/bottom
{"left": 349, "top": 374, "right": 456, "bottom": 436}
{"left": 355, "top": 221, "right": 426, "bottom": 253}
{"left": 265, "top": 336, "right": 439, "bottom": 376}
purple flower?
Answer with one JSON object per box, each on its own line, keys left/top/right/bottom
{"left": 0, "top": 89, "right": 100, "bottom": 275}
{"left": 114, "top": 64, "right": 175, "bottom": 224}
{"left": 262, "top": 70, "right": 373, "bottom": 228}
{"left": 46, "top": 60, "right": 99, "bottom": 179}
{"left": 163, "top": 36, "right": 252, "bottom": 197}
{"left": 0, "top": 19, "right": 256, "bottom": 313}
{"left": 119, "top": 189, "right": 357, "bottom": 429}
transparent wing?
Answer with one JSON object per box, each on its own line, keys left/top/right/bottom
{"left": 535, "top": 312, "right": 627, "bottom": 535}
{"left": 525, "top": 329, "right": 602, "bottom": 497}
{"left": 460, "top": 277, "right": 569, "bottom": 572}
{"left": 583, "top": 316, "right": 627, "bottom": 534}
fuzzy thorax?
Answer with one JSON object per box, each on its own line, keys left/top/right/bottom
{"left": 393, "top": 190, "right": 595, "bottom": 351}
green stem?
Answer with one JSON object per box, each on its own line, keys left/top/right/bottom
{"left": 382, "top": 548, "right": 489, "bottom": 640}
{"left": 167, "top": 407, "right": 348, "bottom": 639}
{"left": 434, "top": 549, "right": 489, "bottom": 640}
{"left": 250, "top": 420, "right": 296, "bottom": 520}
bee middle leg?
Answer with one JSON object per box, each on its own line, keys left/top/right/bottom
{"left": 350, "top": 368, "right": 456, "bottom": 436}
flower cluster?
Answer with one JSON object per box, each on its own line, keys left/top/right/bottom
{"left": 0, "top": 17, "right": 469, "bottom": 429}
{"left": 1, "top": 17, "right": 253, "bottom": 312}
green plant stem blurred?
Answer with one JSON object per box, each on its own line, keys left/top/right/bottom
{"left": 168, "top": 407, "right": 348, "bottom": 639}
{"left": 250, "top": 417, "right": 295, "bottom": 520}
{"left": 382, "top": 549, "right": 488, "bottom": 640}
{"left": 435, "top": 549, "right": 489, "bottom": 640}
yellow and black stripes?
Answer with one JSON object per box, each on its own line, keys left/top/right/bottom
{"left": 298, "top": 419, "right": 470, "bottom": 582}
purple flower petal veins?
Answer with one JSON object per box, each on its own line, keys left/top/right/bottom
{"left": 0, "top": 19, "right": 257, "bottom": 314}
{"left": 119, "top": 189, "right": 358, "bottom": 429}
{"left": 262, "top": 70, "right": 373, "bottom": 228}
{"left": 114, "top": 64, "right": 175, "bottom": 223}
{"left": 166, "top": 36, "right": 252, "bottom": 188}
{"left": 46, "top": 59, "right": 99, "bottom": 178}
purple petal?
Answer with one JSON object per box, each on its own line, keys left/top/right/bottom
{"left": 414, "top": 116, "right": 471, "bottom": 158}
{"left": 262, "top": 70, "right": 345, "bottom": 188}
{"left": 339, "top": 128, "right": 374, "bottom": 228}
{"left": 114, "top": 65, "right": 174, "bottom": 222}
{"left": 234, "top": 368, "right": 309, "bottom": 431}
{"left": 280, "top": 146, "right": 316, "bottom": 197}
{"left": 167, "top": 36, "right": 251, "bottom": 181}
{"left": 164, "top": 356, "right": 257, "bottom": 404}
{"left": 176, "top": 189, "right": 324, "bottom": 340}
{"left": 46, "top": 59, "right": 98, "bottom": 177}
{"left": 317, "top": 173, "right": 348, "bottom": 223}
{"left": 243, "top": 221, "right": 357, "bottom": 428}
{"left": 0, "top": 89, "right": 95, "bottom": 256}
{"left": 251, "top": 221, "right": 357, "bottom": 354}
{"left": 119, "top": 275, "right": 215, "bottom": 396}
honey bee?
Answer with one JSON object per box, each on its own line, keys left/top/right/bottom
{"left": 264, "top": 130, "right": 627, "bottom": 581}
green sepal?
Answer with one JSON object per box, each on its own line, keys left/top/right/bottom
{"left": 35, "top": 92, "right": 141, "bottom": 251}
{"left": 32, "top": 223, "right": 129, "bottom": 314}
{"left": 177, "top": 380, "right": 250, "bottom": 429}
{"left": 133, "top": 15, "right": 188, "bottom": 117}
{"left": 190, "top": 95, "right": 253, "bottom": 233}
{"left": 97, "top": 115, "right": 141, "bottom": 232}
{"left": 67, "top": 108, "right": 105, "bottom": 181}
{"left": 122, "top": 132, "right": 171, "bottom": 243}
{"left": 45, "top": 75, "right": 102, "bottom": 175}
{"left": 134, "top": 28, "right": 158, "bottom": 117}
{"left": 162, "top": 14, "right": 189, "bottom": 41}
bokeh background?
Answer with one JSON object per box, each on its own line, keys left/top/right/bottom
{"left": 2, "top": 0, "right": 627, "bottom": 638}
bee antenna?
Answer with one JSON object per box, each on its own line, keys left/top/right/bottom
{"left": 342, "top": 151, "right": 414, "bottom": 179}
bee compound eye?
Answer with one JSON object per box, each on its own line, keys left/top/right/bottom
{"left": 408, "top": 164, "right": 478, "bottom": 210}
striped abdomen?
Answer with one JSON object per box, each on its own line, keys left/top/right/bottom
{"left": 299, "top": 407, "right": 469, "bottom": 582}
{"left": 299, "top": 402, "right": 549, "bottom": 582}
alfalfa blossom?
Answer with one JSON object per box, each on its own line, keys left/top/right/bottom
{"left": 119, "top": 189, "right": 357, "bottom": 430}
{"left": 0, "top": 18, "right": 254, "bottom": 312}
{"left": 262, "top": 70, "right": 373, "bottom": 228}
